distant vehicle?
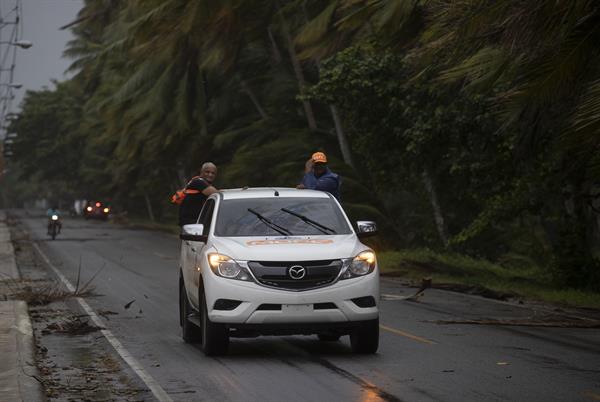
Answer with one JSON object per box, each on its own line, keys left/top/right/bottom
{"left": 178, "top": 188, "right": 379, "bottom": 356}
{"left": 84, "top": 201, "right": 110, "bottom": 221}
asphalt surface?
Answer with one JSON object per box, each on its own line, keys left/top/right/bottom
{"left": 15, "top": 212, "right": 600, "bottom": 402}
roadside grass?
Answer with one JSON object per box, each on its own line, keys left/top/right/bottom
{"left": 378, "top": 249, "right": 600, "bottom": 309}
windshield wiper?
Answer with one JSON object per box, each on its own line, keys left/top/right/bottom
{"left": 280, "top": 208, "right": 336, "bottom": 235}
{"left": 248, "top": 208, "right": 292, "bottom": 236}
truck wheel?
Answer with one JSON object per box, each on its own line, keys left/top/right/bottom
{"left": 180, "top": 280, "right": 201, "bottom": 343}
{"left": 317, "top": 333, "right": 341, "bottom": 342}
{"left": 200, "top": 287, "right": 229, "bottom": 356}
{"left": 350, "top": 319, "right": 379, "bottom": 354}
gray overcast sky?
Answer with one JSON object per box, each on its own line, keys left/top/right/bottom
{"left": 3, "top": 0, "right": 83, "bottom": 111}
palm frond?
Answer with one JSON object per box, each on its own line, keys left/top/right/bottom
{"left": 295, "top": 1, "right": 339, "bottom": 47}
{"left": 572, "top": 78, "right": 600, "bottom": 135}
{"left": 437, "top": 47, "right": 511, "bottom": 92}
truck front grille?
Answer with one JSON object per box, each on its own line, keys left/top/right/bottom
{"left": 247, "top": 259, "right": 343, "bottom": 291}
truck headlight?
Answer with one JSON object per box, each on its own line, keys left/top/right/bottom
{"left": 341, "top": 251, "right": 376, "bottom": 279}
{"left": 207, "top": 253, "right": 253, "bottom": 282}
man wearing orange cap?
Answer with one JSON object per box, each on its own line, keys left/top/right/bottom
{"left": 296, "top": 151, "right": 341, "bottom": 200}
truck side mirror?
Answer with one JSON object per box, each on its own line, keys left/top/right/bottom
{"left": 356, "top": 221, "right": 377, "bottom": 239}
{"left": 180, "top": 224, "right": 207, "bottom": 242}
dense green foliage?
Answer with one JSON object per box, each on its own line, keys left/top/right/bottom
{"left": 2, "top": 1, "right": 599, "bottom": 289}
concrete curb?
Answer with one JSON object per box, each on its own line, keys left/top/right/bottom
{"left": 0, "top": 211, "right": 46, "bottom": 401}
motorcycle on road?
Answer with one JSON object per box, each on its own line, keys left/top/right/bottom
{"left": 48, "top": 214, "right": 61, "bottom": 240}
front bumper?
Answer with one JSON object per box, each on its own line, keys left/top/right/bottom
{"left": 228, "top": 319, "right": 378, "bottom": 337}
{"left": 202, "top": 266, "right": 379, "bottom": 325}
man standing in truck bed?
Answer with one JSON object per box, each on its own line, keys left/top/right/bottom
{"left": 297, "top": 152, "right": 341, "bottom": 200}
{"left": 178, "top": 162, "right": 219, "bottom": 226}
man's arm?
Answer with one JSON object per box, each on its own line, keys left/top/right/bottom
{"left": 187, "top": 177, "right": 218, "bottom": 196}
{"left": 297, "top": 158, "right": 315, "bottom": 189}
{"left": 202, "top": 186, "right": 219, "bottom": 196}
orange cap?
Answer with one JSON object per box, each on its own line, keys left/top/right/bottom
{"left": 311, "top": 152, "right": 327, "bottom": 163}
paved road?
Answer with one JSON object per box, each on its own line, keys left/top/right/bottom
{"left": 16, "top": 212, "right": 600, "bottom": 402}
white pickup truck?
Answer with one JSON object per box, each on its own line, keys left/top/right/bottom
{"left": 178, "top": 188, "right": 379, "bottom": 356}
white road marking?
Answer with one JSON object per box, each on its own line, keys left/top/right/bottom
{"left": 32, "top": 242, "right": 173, "bottom": 402}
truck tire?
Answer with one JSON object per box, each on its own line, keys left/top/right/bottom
{"left": 200, "top": 286, "right": 229, "bottom": 356}
{"left": 180, "top": 279, "right": 201, "bottom": 343}
{"left": 350, "top": 319, "right": 379, "bottom": 354}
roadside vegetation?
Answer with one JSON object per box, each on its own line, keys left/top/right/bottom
{"left": 2, "top": 1, "right": 599, "bottom": 301}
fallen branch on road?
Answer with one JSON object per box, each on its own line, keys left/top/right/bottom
{"left": 430, "top": 318, "right": 600, "bottom": 328}
{"left": 42, "top": 317, "right": 103, "bottom": 335}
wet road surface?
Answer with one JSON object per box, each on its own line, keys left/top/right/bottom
{"left": 15, "top": 212, "right": 600, "bottom": 402}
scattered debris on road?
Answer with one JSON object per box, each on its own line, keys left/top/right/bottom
{"left": 124, "top": 299, "right": 135, "bottom": 309}
{"left": 8, "top": 217, "right": 150, "bottom": 401}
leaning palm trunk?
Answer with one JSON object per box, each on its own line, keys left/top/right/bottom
{"left": 267, "top": 27, "right": 283, "bottom": 64}
{"left": 422, "top": 167, "right": 449, "bottom": 247}
{"left": 240, "top": 78, "right": 269, "bottom": 120}
{"left": 329, "top": 104, "right": 354, "bottom": 168}
{"left": 314, "top": 56, "right": 354, "bottom": 167}
{"left": 279, "top": 13, "right": 317, "bottom": 131}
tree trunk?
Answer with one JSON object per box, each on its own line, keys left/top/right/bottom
{"left": 143, "top": 192, "right": 155, "bottom": 222}
{"left": 422, "top": 168, "right": 449, "bottom": 247}
{"left": 278, "top": 12, "right": 317, "bottom": 131}
{"left": 329, "top": 104, "right": 354, "bottom": 167}
{"left": 240, "top": 78, "right": 269, "bottom": 120}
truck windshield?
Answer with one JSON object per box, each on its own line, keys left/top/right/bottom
{"left": 214, "top": 197, "right": 352, "bottom": 237}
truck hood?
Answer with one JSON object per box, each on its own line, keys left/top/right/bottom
{"left": 211, "top": 235, "right": 365, "bottom": 261}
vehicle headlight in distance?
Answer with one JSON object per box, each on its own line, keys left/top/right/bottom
{"left": 86, "top": 206, "right": 92, "bottom": 212}
{"left": 103, "top": 208, "right": 110, "bottom": 213}
{"left": 51, "top": 215, "right": 59, "bottom": 221}
{"left": 341, "top": 251, "right": 376, "bottom": 279}
{"left": 207, "top": 253, "right": 253, "bottom": 282}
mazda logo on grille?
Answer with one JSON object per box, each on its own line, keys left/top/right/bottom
{"left": 288, "top": 265, "right": 306, "bottom": 280}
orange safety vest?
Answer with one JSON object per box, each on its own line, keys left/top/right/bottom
{"left": 170, "top": 176, "right": 203, "bottom": 205}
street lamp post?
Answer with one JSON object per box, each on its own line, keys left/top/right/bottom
{"left": 0, "top": 83, "right": 22, "bottom": 89}
{"left": 0, "top": 40, "right": 32, "bottom": 49}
